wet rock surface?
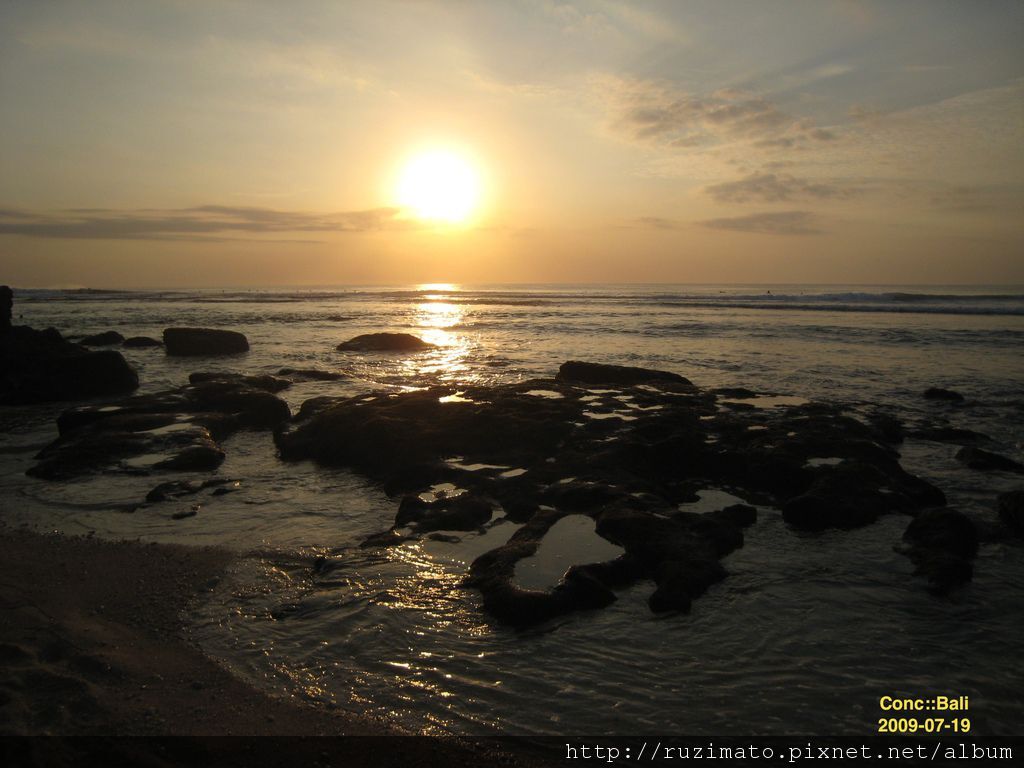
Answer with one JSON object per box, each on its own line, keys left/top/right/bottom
{"left": 80, "top": 330, "right": 124, "bottom": 346}
{"left": 28, "top": 377, "right": 290, "bottom": 479}
{"left": 1, "top": 323, "right": 139, "bottom": 405}
{"left": 336, "top": 332, "right": 433, "bottom": 352}
{"left": 122, "top": 336, "right": 163, "bottom": 348}
{"left": 955, "top": 446, "right": 1024, "bottom": 473}
{"left": 163, "top": 327, "right": 249, "bottom": 356}
{"left": 279, "top": 360, "right": 955, "bottom": 626}
{"left": 997, "top": 490, "right": 1024, "bottom": 537}
{"left": 899, "top": 508, "right": 978, "bottom": 595}
{"left": 923, "top": 387, "right": 965, "bottom": 402}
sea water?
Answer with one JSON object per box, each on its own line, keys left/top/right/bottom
{"left": 1, "top": 284, "right": 1022, "bottom": 743}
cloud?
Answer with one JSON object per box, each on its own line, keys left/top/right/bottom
{"left": 634, "top": 216, "right": 682, "bottom": 230}
{"left": 0, "top": 205, "right": 408, "bottom": 241}
{"left": 705, "top": 173, "right": 856, "bottom": 204}
{"left": 700, "top": 211, "right": 822, "bottom": 236}
{"left": 598, "top": 76, "right": 835, "bottom": 151}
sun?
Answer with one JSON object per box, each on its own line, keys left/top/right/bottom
{"left": 395, "top": 149, "right": 481, "bottom": 224}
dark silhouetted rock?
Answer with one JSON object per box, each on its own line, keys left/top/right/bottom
{"left": 163, "top": 327, "right": 249, "bottom": 356}
{"left": 145, "top": 477, "right": 233, "bottom": 503}
{"left": 80, "top": 330, "right": 124, "bottom": 346}
{"left": 122, "top": 336, "right": 163, "bottom": 348}
{"left": 955, "top": 446, "right": 1024, "bottom": 473}
{"left": 1, "top": 324, "right": 139, "bottom": 405}
{"left": 394, "top": 493, "right": 493, "bottom": 532}
{"left": 556, "top": 360, "right": 691, "bottom": 387}
{"left": 30, "top": 377, "right": 289, "bottom": 479}
{"left": 272, "top": 361, "right": 950, "bottom": 624}
{"left": 189, "top": 371, "right": 291, "bottom": 393}
{"left": 923, "top": 387, "right": 964, "bottom": 402}
{"left": 336, "top": 332, "right": 433, "bottom": 352}
{"left": 997, "top": 490, "right": 1024, "bottom": 537}
{"left": 901, "top": 508, "right": 978, "bottom": 595}
{"left": 277, "top": 367, "right": 347, "bottom": 381}
{"left": 913, "top": 426, "right": 990, "bottom": 444}
{"left": 0, "top": 285, "right": 11, "bottom": 332}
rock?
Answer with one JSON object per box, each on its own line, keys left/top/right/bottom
{"left": 188, "top": 371, "right": 291, "bottom": 393}
{"left": 556, "top": 360, "right": 692, "bottom": 387}
{"left": 154, "top": 444, "right": 225, "bottom": 471}
{"left": 923, "top": 387, "right": 964, "bottom": 402}
{"left": 868, "top": 413, "right": 904, "bottom": 444}
{"left": 272, "top": 361, "right": 950, "bottom": 624}
{"left": 997, "top": 490, "right": 1024, "bottom": 537}
{"left": 900, "top": 508, "right": 978, "bottom": 595}
{"left": 395, "top": 493, "right": 493, "bottom": 532}
{"left": 186, "top": 379, "right": 291, "bottom": 429}
{"left": 277, "top": 367, "right": 347, "bottom": 381}
{"left": 1, "top": 325, "right": 139, "bottom": 405}
{"left": 0, "top": 285, "right": 11, "bottom": 332}
{"left": 913, "top": 426, "right": 990, "bottom": 444}
{"left": 781, "top": 460, "right": 943, "bottom": 531}
{"left": 145, "top": 478, "right": 233, "bottom": 503}
{"left": 171, "top": 505, "right": 200, "bottom": 520}
{"left": 122, "top": 336, "right": 163, "bottom": 348}
{"left": 30, "top": 378, "right": 289, "bottom": 479}
{"left": 336, "top": 332, "right": 433, "bottom": 352}
{"left": 955, "top": 447, "right": 1024, "bottom": 473}
{"left": 28, "top": 418, "right": 224, "bottom": 480}
{"left": 163, "top": 327, "right": 249, "bottom": 356}
{"left": 80, "top": 331, "right": 124, "bottom": 346}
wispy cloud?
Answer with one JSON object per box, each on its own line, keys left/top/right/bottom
{"left": 634, "top": 216, "right": 683, "bottom": 230}
{"left": 597, "top": 76, "right": 837, "bottom": 151}
{"left": 700, "top": 210, "right": 822, "bottom": 236}
{"left": 0, "top": 205, "right": 408, "bottom": 241}
{"left": 706, "top": 173, "right": 857, "bottom": 204}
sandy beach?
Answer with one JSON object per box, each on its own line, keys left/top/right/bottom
{"left": 0, "top": 526, "right": 523, "bottom": 766}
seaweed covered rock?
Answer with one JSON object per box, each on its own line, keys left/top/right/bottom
{"left": 163, "top": 327, "right": 249, "bottom": 356}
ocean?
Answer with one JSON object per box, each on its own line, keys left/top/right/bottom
{"left": 1, "top": 284, "right": 1022, "bottom": 744}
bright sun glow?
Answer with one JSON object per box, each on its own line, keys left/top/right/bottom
{"left": 396, "top": 149, "right": 481, "bottom": 224}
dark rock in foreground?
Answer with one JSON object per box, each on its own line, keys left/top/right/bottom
{"left": 900, "top": 508, "right": 978, "bottom": 595}
{"left": 336, "top": 332, "right": 433, "bottom": 352}
{"left": 163, "top": 327, "right": 249, "bottom": 356}
{"left": 189, "top": 371, "right": 291, "bottom": 393}
{"left": 0, "top": 285, "right": 11, "bottom": 332}
{"left": 557, "top": 360, "right": 692, "bottom": 386}
{"left": 122, "top": 335, "right": 163, "bottom": 348}
{"left": 955, "top": 446, "right": 1024, "bottom": 473}
{"left": 80, "top": 330, "right": 124, "bottom": 346}
{"left": 29, "top": 378, "right": 289, "bottom": 479}
{"left": 923, "top": 387, "right": 964, "bottom": 402}
{"left": 997, "top": 490, "right": 1024, "bottom": 537}
{"left": 278, "top": 367, "right": 347, "bottom": 381}
{"left": 280, "top": 361, "right": 949, "bottom": 626}
{"left": 1, "top": 324, "right": 139, "bottom": 405}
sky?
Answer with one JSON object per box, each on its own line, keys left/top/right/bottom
{"left": 1, "top": 0, "right": 1022, "bottom": 287}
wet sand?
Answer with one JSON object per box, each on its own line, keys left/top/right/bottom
{"left": 0, "top": 527, "right": 527, "bottom": 766}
